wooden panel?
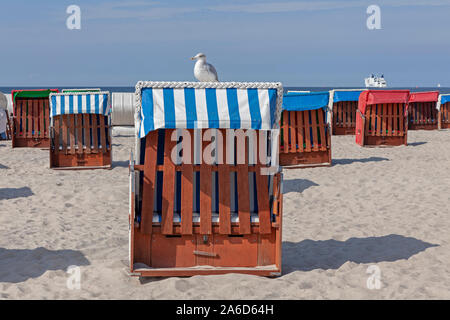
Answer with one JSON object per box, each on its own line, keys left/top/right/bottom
{"left": 218, "top": 129, "right": 231, "bottom": 235}
{"left": 237, "top": 135, "right": 251, "bottom": 235}
{"left": 62, "top": 115, "right": 68, "bottom": 154}
{"left": 318, "top": 109, "right": 327, "bottom": 151}
{"left": 99, "top": 115, "right": 107, "bottom": 154}
{"left": 53, "top": 116, "right": 61, "bottom": 155}
{"left": 161, "top": 129, "right": 176, "bottom": 235}
{"left": 141, "top": 131, "right": 159, "bottom": 235}
{"left": 289, "top": 111, "right": 297, "bottom": 153}
{"left": 39, "top": 99, "right": 45, "bottom": 138}
{"left": 76, "top": 114, "right": 83, "bottom": 154}
{"left": 92, "top": 114, "right": 99, "bottom": 153}
{"left": 181, "top": 130, "right": 194, "bottom": 235}
{"left": 200, "top": 129, "right": 212, "bottom": 235}
{"left": 303, "top": 110, "right": 311, "bottom": 152}
{"left": 84, "top": 114, "right": 91, "bottom": 154}
{"left": 311, "top": 110, "right": 319, "bottom": 152}
{"left": 296, "top": 111, "right": 304, "bottom": 152}
{"left": 282, "top": 111, "right": 288, "bottom": 153}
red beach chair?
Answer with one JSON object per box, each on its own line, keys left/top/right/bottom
{"left": 356, "top": 90, "right": 410, "bottom": 147}
{"left": 129, "top": 81, "right": 284, "bottom": 277}
{"left": 11, "top": 89, "right": 58, "bottom": 148}
{"left": 407, "top": 91, "right": 439, "bottom": 130}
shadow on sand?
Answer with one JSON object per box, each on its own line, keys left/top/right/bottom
{"left": 282, "top": 234, "right": 438, "bottom": 274}
{"left": 0, "top": 187, "right": 34, "bottom": 200}
{"left": 112, "top": 160, "right": 130, "bottom": 168}
{"left": 333, "top": 157, "right": 389, "bottom": 166}
{"left": 283, "top": 179, "right": 319, "bottom": 194}
{"left": 0, "top": 164, "right": 9, "bottom": 169}
{"left": 0, "top": 247, "right": 90, "bottom": 283}
{"left": 408, "top": 142, "right": 427, "bottom": 147}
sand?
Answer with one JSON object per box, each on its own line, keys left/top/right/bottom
{"left": 0, "top": 130, "right": 449, "bottom": 299}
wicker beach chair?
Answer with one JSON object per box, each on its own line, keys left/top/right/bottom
{"left": 328, "top": 89, "right": 366, "bottom": 135}
{"left": 279, "top": 91, "right": 331, "bottom": 168}
{"left": 356, "top": 90, "right": 410, "bottom": 147}
{"left": 437, "top": 94, "right": 450, "bottom": 130}
{"left": 49, "top": 91, "right": 112, "bottom": 169}
{"left": 129, "top": 81, "right": 284, "bottom": 277}
{"left": 407, "top": 91, "right": 439, "bottom": 130}
{"left": 11, "top": 89, "right": 58, "bottom": 148}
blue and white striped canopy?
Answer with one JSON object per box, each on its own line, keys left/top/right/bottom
{"left": 136, "top": 82, "right": 282, "bottom": 138}
{"left": 49, "top": 92, "right": 111, "bottom": 118}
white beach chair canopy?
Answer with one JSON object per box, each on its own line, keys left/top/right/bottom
{"left": 49, "top": 92, "right": 111, "bottom": 118}
{"left": 135, "top": 81, "right": 283, "bottom": 138}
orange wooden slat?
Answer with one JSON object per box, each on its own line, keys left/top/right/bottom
{"left": 237, "top": 134, "right": 251, "bottom": 235}
{"left": 255, "top": 133, "right": 271, "bottom": 234}
{"left": 84, "top": 114, "right": 91, "bottom": 153}
{"left": 161, "top": 129, "right": 176, "bottom": 235}
{"left": 100, "top": 115, "right": 107, "bottom": 154}
{"left": 92, "top": 114, "right": 99, "bottom": 153}
{"left": 53, "top": 116, "right": 60, "bottom": 155}
{"left": 303, "top": 110, "right": 312, "bottom": 152}
{"left": 399, "top": 104, "right": 404, "bottom": 135}
{"left": 218, "top": 129, "right": 231, "bottom": 235}
{"left": 69, "top": 114, "right": 76, "bottom": 154}
{"left": 61, "top": 115, "right": 68, "bottom": 153}
{"left": 296, "top": 111, "right": 304, "bottom": 152}
{"left": 282, "top": 111, "right": 288, "bottom": 153}
{"left": 311, "top": 110, "right": 319, "bottom": 152}
{"left": 76, "top": 114, "right": 83, "bottom": 154}
{"left": 318, "top": 109, "right": 327, "bottom": 151}
{"left": 39, "top": 99, "right": 45, "bottom": 138}
{"left": 141, "top": 130, "right": 159, "bottom": 235}
{"left": 181, "top": 130, "right": 194, "bottom": 235}
{"left": 289, "top": 111, "right": 297, "bottom": 153}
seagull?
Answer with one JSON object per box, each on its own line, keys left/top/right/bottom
{"left": 191, "top": 53, "right": 219, "bottom": 82}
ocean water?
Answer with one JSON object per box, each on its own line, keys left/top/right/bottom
{"left": 1, "top": 86, "right": 450, "bottom": 94}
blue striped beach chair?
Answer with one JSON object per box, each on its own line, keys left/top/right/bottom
{"left": 49, "top": 91, "right": 112, "bottom": 169}
{"left": 328, "top": 89, "right": 366, "bottom": 135}
{"left": 129, "top": 81, "right": 284, "bottom": 277}
{"left": 437, "top": 94, "right": 450, "bottom": 130}
{"left": 279, "top": 91, "right": 332, "bottom": 168}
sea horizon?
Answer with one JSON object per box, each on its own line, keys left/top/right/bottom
{"left": 2, "top": 86, "right": 450, "bottom": 94}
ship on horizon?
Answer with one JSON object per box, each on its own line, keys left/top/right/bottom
{"left": 365, "top": 74, "right": 387, "bottom": 88}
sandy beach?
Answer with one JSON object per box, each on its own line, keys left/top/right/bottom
{"left": 0, "top": 130, "right": 449, "bottom": 299}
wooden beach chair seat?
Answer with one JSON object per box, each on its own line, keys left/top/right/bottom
{"left": 355, "top": 90, "right": 410, "bottom": 147}
{"left": 328, "top": 89, "right": 365, "bottom": 135}
{"left": 129, "top": 81, "right": 284, "bottom": 277}
{"left": 407, "top": 91, "right": 439, "bottom": 130}
{"left": 49, "top": 91, "right": 112, "bottom": 169}
{"left": 437, "top": 94, "right": 450, "bottom": 130}
{"left": 11, "top": 89, "right": 58, "bottom": 148}
{"left": 279, "top": 91, "right": 331, "bottom": 168}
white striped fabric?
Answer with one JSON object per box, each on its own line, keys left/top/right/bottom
{"left": 136, "top": 83, "right": 282, "bottom": 138}
{"left": 49, "top": 92, "right": 111, "bottom": 118}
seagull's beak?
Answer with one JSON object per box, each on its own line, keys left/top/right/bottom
{"left": 190, "top": 57, "right": 196, "bottom": 60}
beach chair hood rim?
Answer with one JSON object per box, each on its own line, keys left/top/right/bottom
{"left": 358, "top": 90, "right": 410, "bottom": 114}
{"left": 48, "top": 91, "right": 111, "bottom": 118}
{"left": 408, "top": 91, "right": 439, "bottom": 104}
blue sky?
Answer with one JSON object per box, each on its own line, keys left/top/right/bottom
{"left": 0, "top": 0, "right": 449, "bottom": 87}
